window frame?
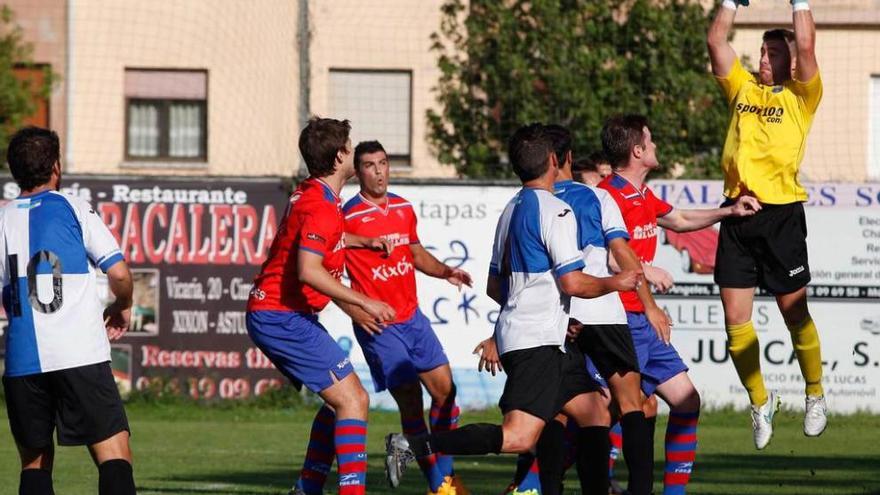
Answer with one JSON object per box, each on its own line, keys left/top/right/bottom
{"left": 328, "top": 68, "right": 414, "bottom": 167}
{"left": 123, "top": 68, "right": 209, "bottom": 164}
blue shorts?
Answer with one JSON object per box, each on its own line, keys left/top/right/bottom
{"left": 627, "top": 311, "right": 688, "bottom": 396}
{"left": 246, "top": 310, "right": 354, "bottom": 393}
{"left": 354, "top": 309, "right": 449, "bottom": 393}
{"left": 586, "top": 313, "right": 689, "bottom": 396}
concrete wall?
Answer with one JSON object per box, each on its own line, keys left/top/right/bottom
{"left": 308, "top": 0, "right": 454, "bottom": 178}
{"left": 66, "top": 0, "right": 300, "bottom": 176}
{"left": 6, "top": 0, "right": 67, "bottom": 141}
{"left": 732, "top": 1, "right": 880, "bottom": 182}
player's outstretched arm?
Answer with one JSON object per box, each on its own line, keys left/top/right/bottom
{"left": 297, "top": 249, "right": 396, "bottom": 322}
{"left": 104, "top": 260, "right": 133, "bottom": 341}
{"left": 792, "top": 0, "right": 818, "bottom": 82}
{"left": 558, "top": 269, "right": 642, "bottom": 300}
{"left": 707, "top": 0, "right": 740, "bottom": 77}
{"left": 657, "top": 196, "right": 761, "bottom": 233}
{"left": 411, "top": 243, "right": 473, "bottom": 289}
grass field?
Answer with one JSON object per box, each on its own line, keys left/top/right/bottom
{"left": 0, "top": 403, "right": 878, "bottom": 495}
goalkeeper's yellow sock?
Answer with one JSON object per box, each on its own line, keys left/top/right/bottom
{"left": 787, "top": 316, "right": 824, "bottom": 397}
{"left": 726, "top": 321, "right": 768, "bottom": 407}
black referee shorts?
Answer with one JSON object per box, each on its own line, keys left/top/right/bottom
{"left": 714, "top": 201, "right": 810, "bottom": 294}
{"left": 499, "top": 343, "right": 598, "bottom": 422}
{"left": 3, "top": 361, "right": 130, "bottom": 448}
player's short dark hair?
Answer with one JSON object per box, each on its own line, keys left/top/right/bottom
{"left": 6, "top": 126, "right": 60, "bottom": 191}
{"left": 572, "top": 151, "right": 609, "bottom": 173}
{"left": 763, "top": 29, "right": 795, "bottom": 45}
{"left": 354, "top": 140, "right": 387, "bottom": 169}
{"left": 298, "top": 117, "right": 351, "bottom": 177}
{"left": 544, "top": 124, "right": 572, "bottom": 166}
{"left": 508, "top": 123, "right": 553, "bottom": 183}
{"left": 572, "top": 157, "right": 597, "bottom": 173}
{"left": 601, "top": 114, "right": 649, "bottom": 169}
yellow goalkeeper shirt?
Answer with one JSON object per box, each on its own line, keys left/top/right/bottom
{"left": 715, "top": 58, "right": 822, "bottom": 204}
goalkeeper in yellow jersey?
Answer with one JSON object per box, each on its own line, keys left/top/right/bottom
{"left": 707, "top": 0, "right": 825, "bottom": 450}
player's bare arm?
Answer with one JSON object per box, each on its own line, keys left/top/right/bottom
{"left": 558, "top": 269, "right": 641, "bottom": 299}
{"left": 707, "top": 0, "right": 740, "bottom": 77}
{"left": 793, "top": 2, "right": 818, "bottom": 81}
{"left": 298, "top": 249, "right": 396, "bottom": 322}
{"left": 609, "top": 237, "right": 673, "bottom": 344}
{"left": 334, "top": 299, "right": 385, "bottom": 335}
{"left": 657, "top": 196, "right": 760, "bottom": 233}
{"left": 104, "top": 260, "right": 133, "bottom": 341}
{"left": 345, "top": 233, "right": 394, "bottom": 257}
{"left": 410, "top": 243, "right": 473, "bottom": 289}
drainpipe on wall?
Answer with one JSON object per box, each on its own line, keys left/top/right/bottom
{"left": 65, "top": 0, "right": 75, "bottom": 171}
{"left": 297, "top": 0, "right": 310, "bottom": 178}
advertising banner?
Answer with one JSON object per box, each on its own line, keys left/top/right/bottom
{"left": 2, "top": 177, "right": 877, "bottom": 412}
{"left": 0, "top": 176, "right": 290, "bottom": 400}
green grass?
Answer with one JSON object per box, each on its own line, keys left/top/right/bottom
{"left": 0, "top": 403, "right": 878, "bottom": 495}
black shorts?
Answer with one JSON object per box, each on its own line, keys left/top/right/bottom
{"left": 572, "top": 321, "right": 640, "bottom": 380}
{"left": 3, "top": 362, "right": 130, "bottom": 448}
{"left": 499, "top": 344, "right": 598, "bottom": 422}
{"left": 714, "top": 201, "right": 810, "bottom": 294}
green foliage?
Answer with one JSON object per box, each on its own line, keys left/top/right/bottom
{"left": 428, "top": 0, "right": 729, "bottom": 179}
{"left": 0, "top": 5, "right": 55, "bottom": 160}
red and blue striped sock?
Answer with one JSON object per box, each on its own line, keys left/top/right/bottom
{"left": 294, "top": 406, "right": 336, "bottom": 495}
{"left": 663, "top": 411, "right": 699, "bottom": 495}
{"left": 514, "top": 455, "right": 542, "bottom": 494}
{"left": 402, "top": 414, "right": 445, "bottom": 492}
{"left": 608, "top": 422, "right": 623, "bottom": 478}
{"left": 336, "top": 418, "right": 368, "bottom": 495}
{"left": 429, "top": 401, "right": 460, "bottom": 478}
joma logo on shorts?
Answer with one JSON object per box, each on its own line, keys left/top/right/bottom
{"left": 789, "top": 266, "right": 805, "bottom": 277}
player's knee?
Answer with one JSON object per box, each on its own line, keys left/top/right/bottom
{"left": 677, "top": 388, "right": 701, "bottom": 413}
{"left": 502, "top": 425, "right": 541, "bottom": 453}
{"left": 432, "top": 382, "right": 456, "bottom": 405}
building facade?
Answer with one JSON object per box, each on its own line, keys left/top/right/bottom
{"left": 8, "top": 0, "right": 880, "bottom": 181}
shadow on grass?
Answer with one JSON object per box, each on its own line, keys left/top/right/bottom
{"left": 138, "top": 453, "right": 880, "bottom": 495}
{"left": 691, "top": 453, "right": 880, "bottom": 494}
{"left": 139, "top": 455, "right": 522, "bottom": 494}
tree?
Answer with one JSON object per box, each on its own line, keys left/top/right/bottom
{"left": 427, "top": 0, "right": 729, "bottom": 179}
{"left": 0, "top": 5, "right": 55, "bottom": 160}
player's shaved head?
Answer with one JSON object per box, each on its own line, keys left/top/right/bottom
{"left": 601, "top": 114, "right": 649, "bottom": 169}
{"left": 508, "top": 123, "right": 554, "bottom": 183}
{"left": 7, "top": 126, "right": 59, "bottom": 191}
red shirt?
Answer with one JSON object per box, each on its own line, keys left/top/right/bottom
{"left": 599, "top": 173, "right": 673, "bottom": 313}
{"left": 247, "top": 177, "right": 345, "bottom": 313}
{"left": 343, "top": 193, "right": 420, "bottom": 324}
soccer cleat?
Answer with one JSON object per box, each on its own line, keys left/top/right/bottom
{"left": 428, "top": 476, "right": 457, "bottom": 495}
{"left": 804, "top": 395, "right": 827, "bottom": 437}
{"left": 450, "top": 475, "right": 470, "bottom": 495}
{"left": 287, "top": 488, "right": 307, "bottom": 495}
{"left": 609, "top": 478, "right": 627, "bottom": 494}
{"left": 751, "top": 391, "right": 781, "bottom": 450}
{"left": 385, "top": 433, "right": 416, "bottom": 488}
